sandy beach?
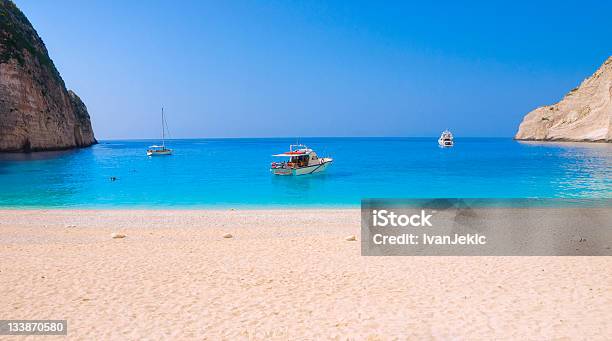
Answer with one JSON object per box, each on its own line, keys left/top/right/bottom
{"left": 0, "top": 209, "right": 610, "bottom": 340}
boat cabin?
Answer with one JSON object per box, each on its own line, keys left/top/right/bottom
{"left": 272, "top": 144, "right": 320, "bottom": 169}
{"left": 288, "top": 152, "right": 320, "bottom": 168}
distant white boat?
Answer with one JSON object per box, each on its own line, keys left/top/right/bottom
{"left": 270, "top": 144, "right": 333, "bottom": 176}
{"left": 147, "top": 145, "right": 172, "bottom": 156}
{"left": 438, "top": 130, "right": 454, "bottom": 147}
{"left": 147, "top": 107, "right": 172, "bottom": 156}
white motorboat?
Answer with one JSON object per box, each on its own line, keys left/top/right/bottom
{"left": 270, "top": 144, "right": 333, "bottom": 176}
{"left": 147, "top": 107, "right": 173, "bottom": 156}
{"left": 438, "top": 130, "right": 454, "bottom": 147}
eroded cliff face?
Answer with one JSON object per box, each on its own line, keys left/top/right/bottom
{"left": 515, "top": 57, "right": 612, "bottom": 142}
{"left": 0, "top": 0, "right": 95, "bottom": 152}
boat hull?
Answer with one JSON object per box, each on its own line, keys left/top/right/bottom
{"left": 438, "top": 139, "right": 453, "bottom": 147}
{"left": 147, "top": 150, "right": 173, "bottom": 156}
{"left": 271, "top": 160, "right": 332, "bottom": 176}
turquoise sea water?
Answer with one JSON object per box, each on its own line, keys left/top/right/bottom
{"left": 0, "top": 138, "right": 610, "bottom": 208}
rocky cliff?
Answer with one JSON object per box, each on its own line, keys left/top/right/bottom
{"left": 515, "top": 57, "right": 612, "bottom": 142}
{"left": 0, "top": 0, "right": 95, "bottom": 152}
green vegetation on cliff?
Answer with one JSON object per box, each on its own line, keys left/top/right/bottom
{"left": 0, "top": 0, "right": 63, "bottom": 85}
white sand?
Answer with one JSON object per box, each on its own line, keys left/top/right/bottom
{"left": 0, "top": 209, "right": 610, "bottom": 340}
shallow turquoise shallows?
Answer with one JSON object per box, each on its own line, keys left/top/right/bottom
{"left": 0, "top": 138, "right": 610, "bottom": 208}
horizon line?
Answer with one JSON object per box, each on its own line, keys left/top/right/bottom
{"left": 96, "top": 135, "right": 516, "bottom": 141}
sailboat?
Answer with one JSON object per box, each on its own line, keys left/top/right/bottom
{"left": 147, "top": 107, "right": 173, "bottom": 156}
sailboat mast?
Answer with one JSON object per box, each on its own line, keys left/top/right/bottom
{"left": 161, "top": 107, "right": 165, "bottom": 147}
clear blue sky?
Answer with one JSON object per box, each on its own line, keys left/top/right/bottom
{"left": 16, "top": 0, "right": 612, "bottom": 139}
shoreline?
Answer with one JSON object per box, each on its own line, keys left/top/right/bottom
{"left": 1, "top": 209, "right": 610, "bottom": 339}
{"left": 0, "top": 205, "right": 361, "bottom": 211}
{"left": 2, "top": 198, "right": 611, "bottom": 210}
